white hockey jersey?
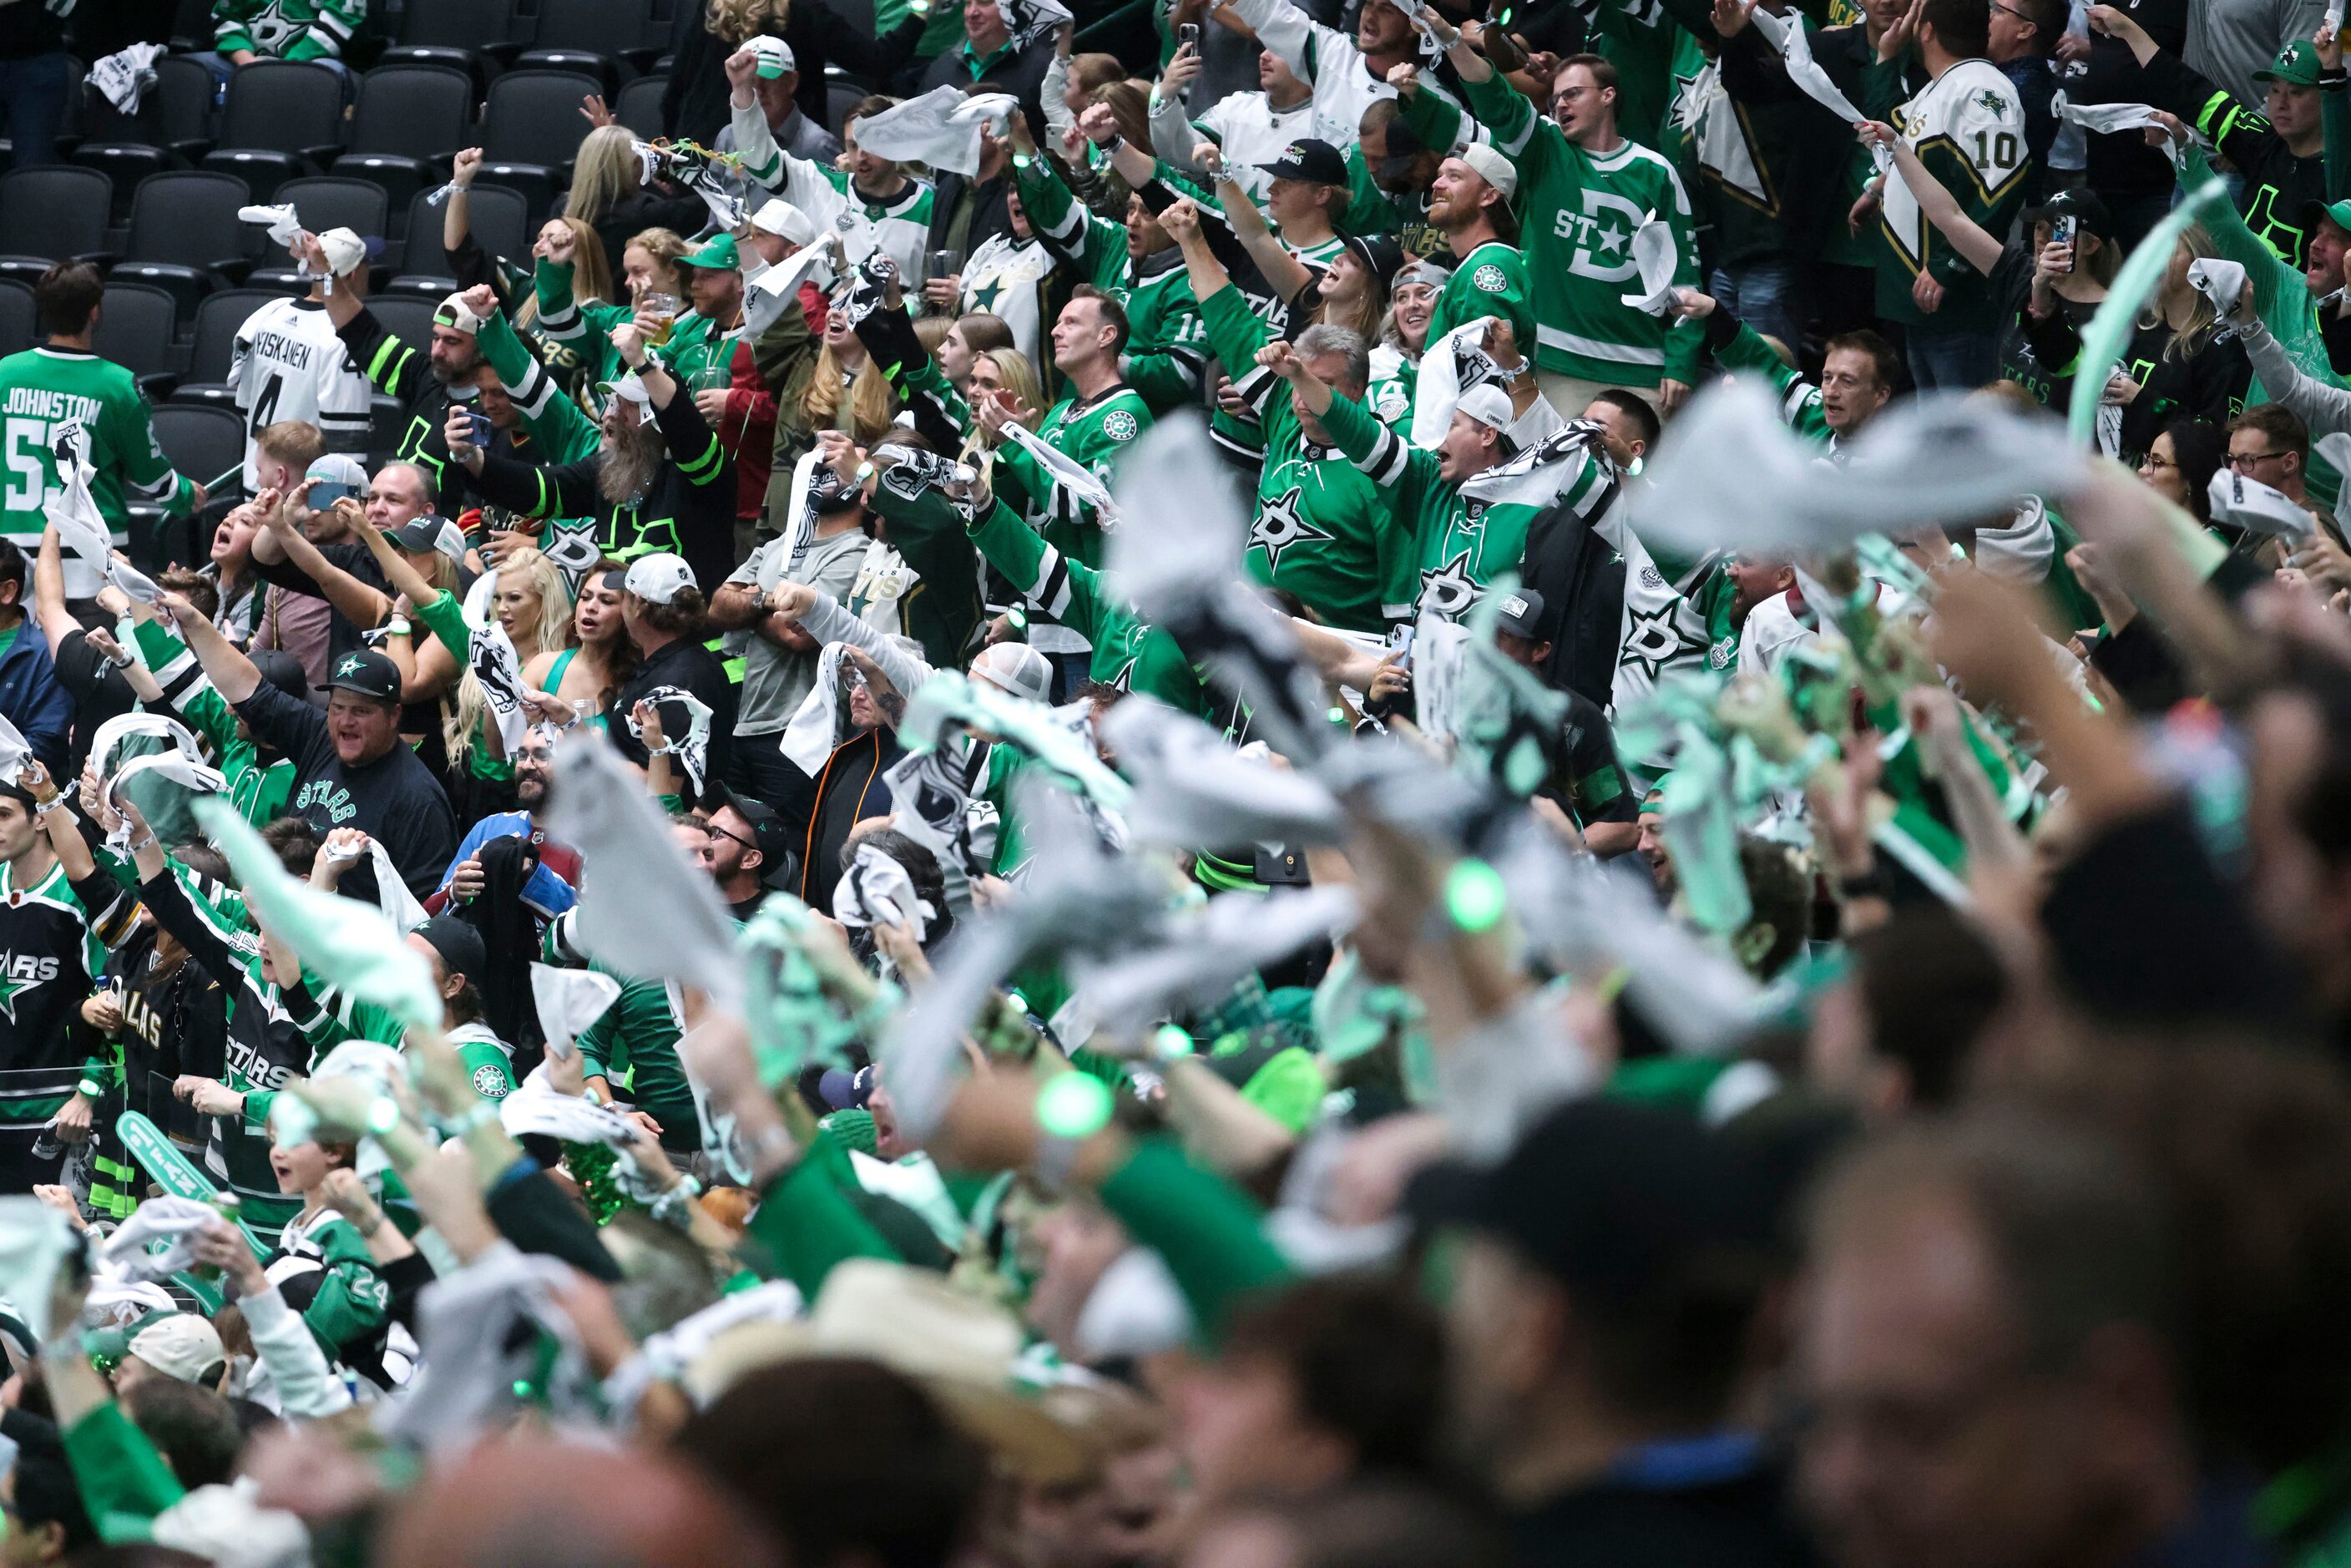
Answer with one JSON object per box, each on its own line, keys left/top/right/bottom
{"left": 230, "top": 297, "right": 372, "bottom": 491}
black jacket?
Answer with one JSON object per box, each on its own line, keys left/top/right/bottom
{"left": 1516, "top": 502, "right": 1629, "bottom": 711}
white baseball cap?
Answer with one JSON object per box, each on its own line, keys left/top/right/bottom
{"left": 306, "top": 452, "right": 368, "bottom": 492}
{"left": 970, "top": 641, "right": 1053, "bottom": 703}
{"left": 129, "top": 1313, "right": 226, "bottom": 1384}
{"left": 746, "top": 35, "right": 796, "bottom": 76}
{"left": 751, "top": 198, "right": 817, "bottom": 246}
{"left": 594, "top": 371, "right": 659, "bottom": 427}
{"left": 1458, "top": 143, "right": 1519, "bottom": 203}
{"left": 436, "top": 290, "right": 491, "bottom": 335}
{"left": 623, "top": 553, "right": 697, "bottom": 604}
{"left": 1455, "top": 384, "right": 1515, "bottom": 433}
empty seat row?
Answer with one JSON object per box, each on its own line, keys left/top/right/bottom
{"left": 68, "top": 59, "right": 651, "bottom": 220}
{"left": 0, "top": 163, "right": 539, "bottom": 314}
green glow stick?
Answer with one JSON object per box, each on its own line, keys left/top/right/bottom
{"left": 2066, "top": 179, "right": 2226, "bottom": 447}
{"left": 1445, "top": 858, "right": 1508, "bottom": 932}
{"left": 1036, "top": 1071, "right": 1115, "bottom": 1138}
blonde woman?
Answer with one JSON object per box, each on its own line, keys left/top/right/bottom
{"left": 538, "top": 225, "right": 691, "bottom": 387}
{"left": 564, "top": 124, "right": 713, "bottom": 289}
{"left": 804, "top": 306, "right": 899, "bottom": 444}
{"left": 356, "top": 524, "right": 578, "bottom": 795}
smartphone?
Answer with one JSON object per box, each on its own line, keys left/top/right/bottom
{"left": 308, "top": 481, "right": 356, "bottom": 508}
{"left": 465, "top": 409, "right": 492, "bottom": 447}
{"left": 2051, "top": 213, "right": 2077, "bottom": 273}
{"left": 1179, "top": 21, "right": 1201, "bottom": 47}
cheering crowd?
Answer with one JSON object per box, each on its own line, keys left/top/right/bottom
{"left": 0, "top": 0, "right": 2349, "bottom": 1562}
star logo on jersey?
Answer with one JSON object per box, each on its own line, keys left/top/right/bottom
{"left": 1108, "top": 660, "right": 1136, "bottom": 694}
{"left": 471, "top": 1065, "right": 509, "bottom": 1099}
{"left": 1251, "top": 486, "right": 1334, "bottom": 572}
{"left": 971, "top": 278, "right": 1009, "bottom": 313}
{"left": 1594, "top": 220, "right": 1632, "bottom": 258}
{"left": 1974, "top": 89, "right": 2010, "bottom": 116}
{"left": 0, "top": 955, "right": 59, "bottom": 1025}
{"left": 334, "top": 654, "right": 368, "bottom": 680}
{"left": 1417, "top": 550, "right": 1480, "bottom": 620}
{"left": 1101, "top": 409, "right": 1140, "bottom": 442}
{"left": 1473, "top": 264, "right": 1509, "bottom": 293}
{"left": 1620, "top": 609, "right": 1696, "bottom": 681}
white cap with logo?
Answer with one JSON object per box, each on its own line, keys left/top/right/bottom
{"left": 623, "top": 553, "right": 697, "bottom": 605}
{"left": 1455, "top": 383, "right": 1515, "bottom": 433}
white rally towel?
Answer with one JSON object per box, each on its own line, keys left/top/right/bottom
{"left": 88, "top": 42, "right": 168, "bottom": 114}
{"left": 544, "top": 731, "right": 746, "bottom": 1011}
{"left": 1000, "top": 419, "right": 1119, "bottom": 524}
{"left": 624, "top": 685, "right": 715, "bottom": 797}
{"left": 1618, "top": 217, "right": 1684, "bottom": 316}
{"left": 999, "top": 0, "right": 1073, "bottom": 50}
{"left": 531, "top": 964, "right": 621, "bottom": 1063}
{"left": 1410, "top": 315, "right": 1507, "bottom": 450}
{"left": 2207, "top": 468, "right": 2318, "bottom": 541}
{"left": 2051, "top": 89, "right": 2197, "bottom": 164}
{"left": 847, "top": 86, "right": 1018, "bottom": 175}
{"left": 744, "top": 231, "right": 841, "bottom": 339}
{"left": 2185, "top": 257, "right": 2247, "bottom": 324}
{"left": 780, "top": 643, "right": 852, "bottom": 776}
{"left": 1748, "top": 8, "right": 1891, "bottom": 171}
{"left": 47, "top": 422, "right": 154, "bottom": 603}
{"left": 236, "top": 203, "right": 306, "bottom": 249}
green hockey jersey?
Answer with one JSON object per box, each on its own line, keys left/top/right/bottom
{"left": 1196, "top": 286, "right": 1403, "bottom": 634}
{"left": 1322, "top": 390, "right": 1618, "bottom": 622}
{"left": 211, "top": 0, "right": 364, "bottom": 61}
{"left": 0, "top": 346, "right": 194, "bottom": 569}
{"left": 1425, "top": 239, "right": 1537, "bottom": 364}
{"left": 1462, "top": 71, "right": 1704, "bottom": 388}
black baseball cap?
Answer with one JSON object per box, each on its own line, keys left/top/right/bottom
{"left": 711, "top": 783, "right": 798, "bottom": 890}
{"left": 1341, "top": 232, "right": 1408, "bottom": 293}
{"left": 319, "top": 646, "right": 402, "bottom": 704}
{"left": 249, "top": 647, "right": 309, "bottom": 701}
{"left": 2027, "top": 186, "right": 2112, "bottom": 236}
{"left": 1406, "top": 1098, "right": 1766, "bottom": 1301}
{"left": 1257, "top": 138, "right": 1348, "bottom": 186}
{"left": 1494, "top": 587, "right": 1548, "bottom": 641}
{"left": 411, "top": 913, "right": 487, "bottom": 987}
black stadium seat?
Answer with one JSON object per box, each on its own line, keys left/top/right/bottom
{"left": 0, "top": 280, "right": 33, "bottom": 361}
{"left": 381, "top": 0, "right": 520, "bottom": 86}
{"left": 367, "top": 293, "right": 444, "bottom": 356}
{"left": 333, "top": 63, "right": 476, "bottom": 215}
{"left": 122, "top": 170, "right": 254, "bottom": 316}
{"left": 388, "top": 182, "right": 529, "bottom": 296}
{"left": 474, "top": 68, "right": 601, "bottom": 226}
{"left": 614, "top": 73, "right": 667, "bottom": 139}
{"left": 199, "top": 60, "right": 349, "bottom": 202}
{"left": 175, "top": 286, "right": 306, "bottom": 409}
{"left": 94, "top": 281, "right": 182, "bottom": 398}
{"left": 517, "top": 0, "right": 663, "bottom": 85}
{"left": 0, "top": 166, "right": 114, "bottom": 286}
{"left": 70, "top": 53, "right": 215, "bottom": 196}
{"left": 248, "top": 176, "right": 393, "bottom": 287}
{"left": 138, "top": 403, "right": 247, "bottom": 559}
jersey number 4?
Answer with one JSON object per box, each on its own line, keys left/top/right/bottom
{"left": 246, "top": 371, "right": 284, "bottom": 437}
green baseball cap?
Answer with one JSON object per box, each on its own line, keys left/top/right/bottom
{"left": 677, "top": 232, "right": 741, "bottom": 271}
{"left": 2256, "top": 38, "right": 2322, "bottom": 86}
{"left": 2305, "top": 196, "right": 2351, "bottom": 237}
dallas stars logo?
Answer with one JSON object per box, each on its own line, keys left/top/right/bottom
{"left": 1974, "top": 89, "right": 2010, "bottom": 115}
{"left": 334, "top": 653, "right": 369, "bottom": 680}
{"left": 1101, "top": 409, "right": 1140, "bottom": 442}
{"left": 1473, "top": 263, "right": 1509, "bottom": 293}
{"left": 0, "top": 970, "right": 34, "bottom": 1025}
{"left": 0, "top": 955, "right": 58, "bottom": 1024}
{"left": 1417, "top": 550, "right": 1480, "bottom": 619}
{"left": 970, "top": 277, "right": 1009, "bottom": 312}
{"left": 1251, "top": 486, "right": 1334, "bottom": 572}
{"left": 1620, "top": 609, "right": 1698, "bottom": 681}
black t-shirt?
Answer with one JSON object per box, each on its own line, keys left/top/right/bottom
{"left": 252, "top": 539, "right": 392, "bottom": 674}
{"left": 234, "top": 680, "right": 459, "bottom": 898}
{"left": 49, "top": 629, "right": 135, "bottom": 774}
{"left": 606, "top": 635, "right": 740, "bottom": 807}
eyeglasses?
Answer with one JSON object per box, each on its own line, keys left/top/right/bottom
{"left": 1989, "top": 0, "right": 2030, "bottom": 20}
{"left": 2228, "top": 448, "right": 2292, "bottom": 469}
{"left": 2142, "top": 453, "right": 2178, "bottom": 471}
{"left": 706, "top": 820, "right": 758, "bottom": 852}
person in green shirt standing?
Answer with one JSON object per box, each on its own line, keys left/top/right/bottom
{"left": 1160, "top": 198, "right": 1407, "bottom": 636}
{"left": 1416, "top": 140, "right": 1539, "bottom": 357}
{"left": 1263, "top": 340, "right": 1619, "bottom": 625}
{"left": 0, "top": 265, "right": 203, "bottom": 586}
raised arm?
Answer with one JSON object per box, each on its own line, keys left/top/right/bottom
{"left": 443, "top": 147, "right": 485, "bottom": 266}
{"left": 1856, "top": 120, "right": 2003, "bottom": 276}
{"left": 255, "top": 498, "right": 396, "bottom": 628}
{"left": 157, "top": 585, "right": 261, "bottom": 705}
